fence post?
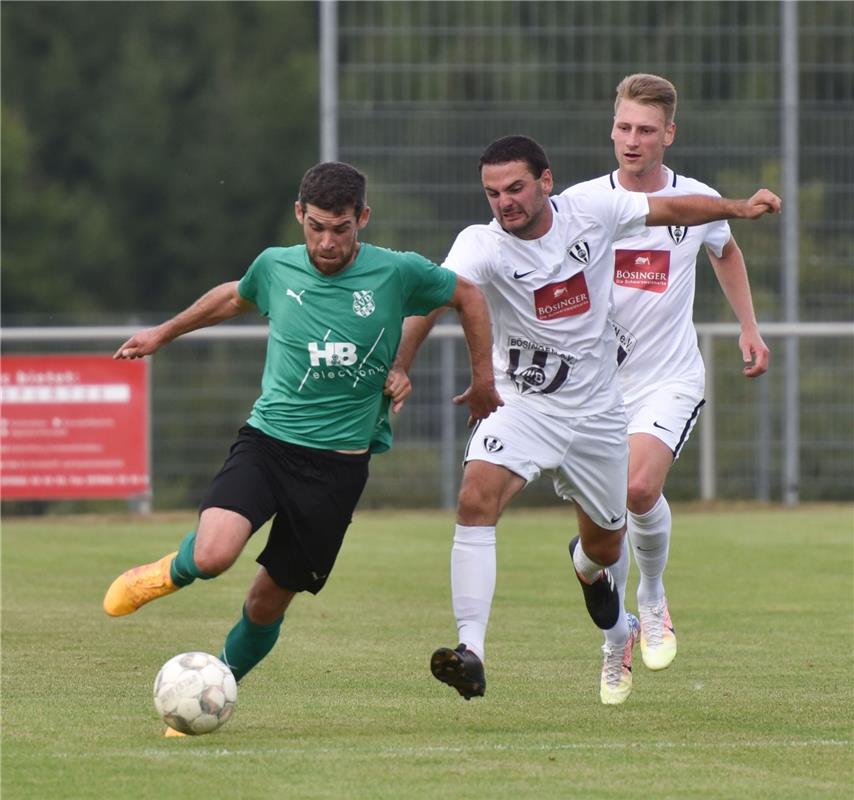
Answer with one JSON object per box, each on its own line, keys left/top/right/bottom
{"left": 699, "top": 332, "right": 716, "bottom": 501}
{"left": 781, "top": 0, "right": 800, "bottom": 505}
{"left": 439, "top": 335, "right": 457, "bottom": 510}
{"left": 756, "top": 375, "right": 771, "bottom": 502}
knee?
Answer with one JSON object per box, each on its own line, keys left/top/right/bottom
{"left": 243, "top": 596, "right": 285, "bottom": 626}
{"left": 627, "top": 478, "right": 661, "bottom": 515}
{"left": 193, "top": 509, "right": 251, "bottom": 576}
{"left": 244, "top": 587, "right": 293, "bottom": 626}
{"left": 457, "top": 484, "right": 498, "bottom": 524}
{"left": 583, "top": 529, "right": 625, "bottom": 566}
{"left": 192, "top": 538, "right": 237, "bottom": 577}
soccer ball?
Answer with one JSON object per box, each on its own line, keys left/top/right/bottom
{"left": 153, "top": 652, "right": 237, "bottom": 735}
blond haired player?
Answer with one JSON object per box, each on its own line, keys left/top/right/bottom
{"left": 555, "top": 74, "right": 770, "bottom": 676}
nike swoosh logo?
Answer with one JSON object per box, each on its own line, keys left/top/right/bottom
{"left": 513, "top": 269, "right": 536, "bottom": 279}
{"left": 652, "top": 421, "right": 673, "bottom": 432}
{"left": 610, "top": 514, "right": 625, "bottom": 524}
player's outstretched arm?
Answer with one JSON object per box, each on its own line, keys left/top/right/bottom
{"left": 646, "top": 188, "right": 781, "bottom": 227}
{"left": 114, "top": 281, "right": 254, "bottom": 359}
{"left": 707, "top": 237, "right": 770, "bottom": 378}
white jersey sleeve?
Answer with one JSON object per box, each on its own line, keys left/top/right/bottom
{"left": 443, "top": 224, "right": 501, "bottom": 284}
{"left": 602, "top": 168, "right": 732, "bottom": 403}
{"left": 552, "top": 180, "right": 650, "bottom": 242}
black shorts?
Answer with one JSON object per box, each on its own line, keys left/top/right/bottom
{"left": 199, "top": 425, "right": 370, "bottom": 594}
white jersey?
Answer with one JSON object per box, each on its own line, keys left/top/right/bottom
{"left": 444, "top": 189, "right": 648, "bottom": 416}
{"left": 570, "top": 168, "right": 731, "bottom": 404}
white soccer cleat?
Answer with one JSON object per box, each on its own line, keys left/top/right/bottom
{"left": 639, "top": 598, "right": 677, "bottom": 671}
{"left": 600, "top": 613, "right": 640, "bottom": 705}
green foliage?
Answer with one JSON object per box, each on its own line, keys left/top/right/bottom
{"left": 2, "top": 507, "right": 852, "bottom": 798}
{"left": 2, "top": 2, "right": 318, "bottom": 318}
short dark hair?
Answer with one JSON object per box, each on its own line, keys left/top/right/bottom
{"left": 478, "top": 135, "right": 550, "bottom": 179}
{"left": 298, "top": 162, "right": 367, "bottom": 217}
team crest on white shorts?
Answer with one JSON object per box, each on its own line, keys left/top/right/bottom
{"left": 483, "top": 436, "right": 504, "bottom": 453}
{"left": 352, "top": 290, "right": 375, "bottom": 317}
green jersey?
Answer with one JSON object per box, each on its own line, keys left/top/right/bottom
{"left": 237, "top": 243, "right": 456, "bottom": 453}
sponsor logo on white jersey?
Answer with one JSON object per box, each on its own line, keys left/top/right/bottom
{"left": 352, "top": 290, "right": 375, "bottom": 317}
{"left": 613, "top": 250, "right": 671, "bottom": 293}
{"left": 534, "top": 272, "right": 591, "bottom": 320}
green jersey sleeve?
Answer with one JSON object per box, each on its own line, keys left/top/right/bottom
{"left": 237, "top": 248, "right": 278, "bottom": 316}
{"left": 398, "top": 252, "right": 457, "bottom": 316}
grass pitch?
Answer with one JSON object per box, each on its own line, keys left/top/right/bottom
{"left": 2, "top": 505, "right": 852, "bottom": 799}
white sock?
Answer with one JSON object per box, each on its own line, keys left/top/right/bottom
{"left": 451, "top": 524, "right": 496, "bottom": 662}
{"left": 603, "top": 536, "right": 630, "bottom": 646}
{"left": 628, "top": 495, "right": 672, "bottom": 606}
{"left": 572, "top": 539, "right": 606, "bottom": 583}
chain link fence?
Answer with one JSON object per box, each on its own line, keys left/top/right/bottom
{"left": 3, "top": 2, "right": 852, "bottom": 511}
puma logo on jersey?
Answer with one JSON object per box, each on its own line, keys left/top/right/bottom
{"left": 287, "top": 288, "right": 306, "bottom": 305}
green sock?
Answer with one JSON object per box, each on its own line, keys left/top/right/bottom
{"left": 169, "top": 531, "right": 213, "bottom": 587}
{"left": 220, "top": 606, "right": 284, "bottom": 683}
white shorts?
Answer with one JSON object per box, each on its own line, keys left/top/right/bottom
{"left": 624, "top": 382, "right": 705, "bottom": 459}
{"left": 463, "top": 402, "right": 628, "bottom": 530}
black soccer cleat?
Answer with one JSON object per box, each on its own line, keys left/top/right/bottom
{"left": 430, "top": 644, "right": 486, "bottom": 700}
{"left": 568, "top": 535, "right": 620, "bottom": 630}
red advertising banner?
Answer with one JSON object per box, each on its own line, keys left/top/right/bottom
{"left": 1, "top": 354, "right": 150, "bottom": 499}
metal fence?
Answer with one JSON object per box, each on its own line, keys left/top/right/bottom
{"left": 323, "top": 0, "right": 853, "bottom": 506}
{"left": 2, "top": 323, "right": 852, "bottom": 510}
{"left": 3, "top": 1, "right": 852, "bottom": 511}
{"left": 330, "top": 1, "right": 852, "bottom": 318}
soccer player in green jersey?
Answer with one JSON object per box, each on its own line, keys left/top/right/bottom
{"left": 103, "top": 162, "right": 502, "bottom": 729}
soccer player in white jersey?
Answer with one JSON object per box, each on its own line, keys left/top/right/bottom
{"left": 555, "top": 74, "right": 770, "bottom": 674}
{"left": 395, "top": 135, "right": 779, "bottom": 704}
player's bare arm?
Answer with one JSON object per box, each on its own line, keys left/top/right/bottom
{"left": 646, "top": 188, "right": 781, "bottom": 227}
{"left": 388, "top": 309, "right": 446, "bottom": 412}
{"left": 114, "top": 281, "right": 254, "bottom": 359}
{"left": 444, "top": 276, "right": 503, "bottom": 423}
{"left": 393, "top": 278, "right": 502, "bottom": 420}
{"left": 394, "top": 307, "right": 447, "bottom": 374}
{"left": 707, "top": 237, "right": 770, "bottom": 378}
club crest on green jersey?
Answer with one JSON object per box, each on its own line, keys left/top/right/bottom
{"left": 352, "top": 290, "right": 375, "bottom": 317}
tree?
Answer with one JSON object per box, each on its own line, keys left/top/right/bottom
{"left": 2, "top": 2, "right": 319, "bottom": 319}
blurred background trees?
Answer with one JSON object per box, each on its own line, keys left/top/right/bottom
{"left": 3, "top": 1, "right": 318, "bottom": 321}
{"left": 4, "top": 1, "right": 851, "bottom": 324}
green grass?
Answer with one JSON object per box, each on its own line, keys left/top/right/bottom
{"left": 2, "top": 506, "right": 852, "bottom": 799}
